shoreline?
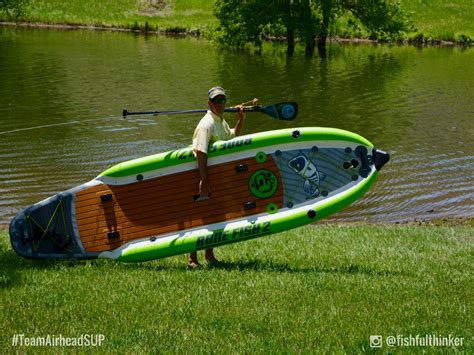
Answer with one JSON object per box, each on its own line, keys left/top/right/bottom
{"left": 1, "top": 216, "right": 472, "bottom": 231}
{"left": 1, "top": 21, "right": 471, "bottom": 47}
{"left": 0, "top": 20, "right": 193, "bottom": 35}
{"left": 321, "top": 216, "right": 473, "bottom": 227}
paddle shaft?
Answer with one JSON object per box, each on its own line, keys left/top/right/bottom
{"left": 122, "top": 102, "right": 298, "bottom": 120}
{"left": 123, "top": 106, "right": 259, "bottom": 117}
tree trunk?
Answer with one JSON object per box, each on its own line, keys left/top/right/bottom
{"left": 317, "top": 43, "right": 327, "bottom": 59}
{"left": 305, "top": 33, "right": 316, "bottom": 57}
{"left": 318, "top": 0, "right": 332, "bottom": 58}
{"left": 287, "top": 28, "right": 295, "bottom": 56}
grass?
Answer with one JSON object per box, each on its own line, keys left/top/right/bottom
{"left": 1, "top": 222, "right": 472, "bottom": 352}
{"left": 2, "top": 0, "right": 217, "bottom": 34}
{"left": 400, "top": 0, "right": 474, "bottom": 43}
{"left": 1, "top": 0, "right": 473, "bottom": 43}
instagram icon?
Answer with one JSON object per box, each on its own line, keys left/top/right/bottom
{"left": 370, "top": 335, "right": 383, "bottom": 348}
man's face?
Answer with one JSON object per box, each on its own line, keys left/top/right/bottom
{"left": 209, "top": 95, "right": 226, "bottom": 115}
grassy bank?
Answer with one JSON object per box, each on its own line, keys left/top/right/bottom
{"left": 1, "top": 223, "right": 472, "bottom": 352}
{"left": 1, "top": 0, "right": 473, "bottom": 44}
{"left": 400, "top": 0, "right": 473, "bottom": 43}
{"left": 1, "top": 0, "right": 217, "bottom": 34}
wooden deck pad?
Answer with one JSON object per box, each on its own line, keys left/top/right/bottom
{"left": 76, "top": 156, "right": 284, "bottom": 252}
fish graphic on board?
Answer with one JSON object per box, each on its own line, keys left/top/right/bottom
{"left": 288, "top": 154, "right": 326, "bottom": 198}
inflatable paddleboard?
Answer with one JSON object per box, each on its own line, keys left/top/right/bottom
{"left": 10, "top": 127, "right": 389, "bottom": 262}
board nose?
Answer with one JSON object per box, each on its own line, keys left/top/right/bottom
{"left": 372, "top": 149, "right": 390, "bottom": 171}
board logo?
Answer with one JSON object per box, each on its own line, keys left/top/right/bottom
{"left": 249, "top": 169, "right": 278, "bottom": 199}
{"left": 281, "top": 104, "right": 295, "bottom": 119}
{"left": 288, "top": 155, "right": 325, "bottom": 197}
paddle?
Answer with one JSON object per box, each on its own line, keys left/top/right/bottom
{"left": 122, "top": 102, "right": 298, "bottom": 121}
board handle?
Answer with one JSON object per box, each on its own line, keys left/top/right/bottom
{"left": 194, "top": 194, "right": 211, "bottom": 202}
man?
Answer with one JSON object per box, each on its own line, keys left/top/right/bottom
{"left": 189, "top": 86, "right": 246, "bottom": 268}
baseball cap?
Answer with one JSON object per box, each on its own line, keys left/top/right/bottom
{"left": 208, "top": 86, "right": 226, "bottom": 100}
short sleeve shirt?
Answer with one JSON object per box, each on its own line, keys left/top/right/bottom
{"left": 192, "top": 110, "right": 235, "bottom": 154}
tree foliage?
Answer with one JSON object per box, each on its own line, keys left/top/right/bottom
{"left": 0, "top": 0, "right": 29, "bottom": 19}
{"left": 214, "top": 0, "right": 412, "bottom": 55}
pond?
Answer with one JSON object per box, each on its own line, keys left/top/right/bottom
{"left": 0, "top": 26, "right": 473, "bottom": 224}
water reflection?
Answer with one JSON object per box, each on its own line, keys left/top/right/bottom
{"left": 0, "top": 27, "right": 472, "bottom": 224}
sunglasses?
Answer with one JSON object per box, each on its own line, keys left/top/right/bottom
{"left": 211, "top": 97, "right": 227, "bottom": 104}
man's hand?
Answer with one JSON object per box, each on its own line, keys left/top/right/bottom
{"left": 237, "top": 104, "right": 245, "bottom": 119}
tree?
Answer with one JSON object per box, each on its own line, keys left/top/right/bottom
{"left": 0, "top": 0, "right": 28, "bottom": 19}
{"left": 214, "top": 0, "right": 411, "bottom": 56}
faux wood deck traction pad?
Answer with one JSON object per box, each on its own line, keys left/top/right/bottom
{"left": 76, "top": 156, "right": 284, "bottom": 252}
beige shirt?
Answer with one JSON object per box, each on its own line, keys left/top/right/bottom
{"left": 192, "top": 110, "right": 235, "bottom": 154}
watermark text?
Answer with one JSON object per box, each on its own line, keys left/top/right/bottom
{"left": 370, "top": 334, "right": 464, "bottom": 348}
{"left": 12, "top": 334, "right": 105, "bottom": 347}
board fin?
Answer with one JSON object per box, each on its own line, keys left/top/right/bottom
{"left": 373, "top": 149, "right": 390, "bottom": 171}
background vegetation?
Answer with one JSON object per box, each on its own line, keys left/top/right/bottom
{"left": 214, "top": 0, "right": 412, "bottom": 55}
{"left": 1, "top": 0, "right": 473, "bottom": 44}
{"left": 1, "top": 223, "right": 472, "bottom": 352}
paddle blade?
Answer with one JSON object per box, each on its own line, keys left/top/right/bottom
{"left": 262, "top": 102, "right": 298, "bottom": 120}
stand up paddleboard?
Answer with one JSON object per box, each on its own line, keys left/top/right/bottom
{"left": 10, "top": 127, "right": 389, "bottom": 262}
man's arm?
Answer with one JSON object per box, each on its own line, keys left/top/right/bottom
{"left": 196, "top": 150, "right": 210, "bottom": 197}
{"left": 233, "top": 105, "right": 246, "bottom": 137}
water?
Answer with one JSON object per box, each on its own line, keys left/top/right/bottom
{"left": 0, "top": 26, "right": 473, "bottom": 224}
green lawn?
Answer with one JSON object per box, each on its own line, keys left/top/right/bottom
{"left": 400, "top": 0, "right": 474, "bottom": 42}
{"left": 5, "top": 0, "right": 217, "bottom": 33}
{"left": 1, "top": 222, "right": 472, "bottom": 352}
